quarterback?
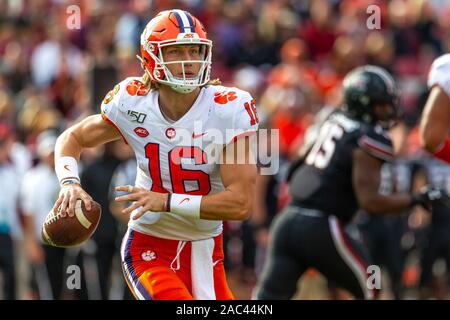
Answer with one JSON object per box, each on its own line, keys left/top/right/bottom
{"left": 52, "top": 9, "right": 258, "bottom": 300}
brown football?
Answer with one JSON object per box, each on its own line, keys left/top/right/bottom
{"left": 41, "top": 199, "right": 102, "bottom": 247}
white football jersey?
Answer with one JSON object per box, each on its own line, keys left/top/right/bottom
{"left": 101, "top": 78, "right": 259, "bottom": 240}
{"left": 428, "top": 53, "right": 450, "bottom": 98}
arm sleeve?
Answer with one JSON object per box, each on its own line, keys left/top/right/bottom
{"left": 100, "top": 83, "right": 128, "bottom": 144}
{"left": 100, "top": 84, "right": 121, "bottom": 123}
{"left": 428, "top": 54, "right": 450, "bottom": 98}
{"left": 357, "top": 126, "right": 394, "bottom": 163}
{"left": 225, "top": 91, "right": 259, "bottom": 145}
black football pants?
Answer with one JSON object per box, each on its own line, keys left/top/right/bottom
{"left": 0, "top": 233, "right": 16, "bottom": 299}
{"left": 256, "top": 205, "right": 377, "bottom": 300}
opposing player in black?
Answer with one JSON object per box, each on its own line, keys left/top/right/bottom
{"left": 358, "top": 156, "right": 422, "bottom": 299}
{"left": 255, "top": 65, "right": 446, "bottom": 300}
{"left": 418, "top": 156, "right": 450, "bottom": 299}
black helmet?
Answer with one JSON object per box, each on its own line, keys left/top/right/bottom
{"left": 342, "top": 65, "right": 399, "bottom": 126}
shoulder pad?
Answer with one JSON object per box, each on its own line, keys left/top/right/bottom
{"left": 103, "top": 84, "right": 121, "bottom": 105}
{"left": 207, "top": 86, "right": 252, "bottom": 121}
{"left": 358, "top": 125, "right": 394, "bottom": 162}
{"left": 125, "top": 78, "right": 150, "bottom": 96}
{"left": 210, "top": 86, "right": 251, "bottom": 104}
{"left": 428, "top": 54, "right": 450, "bottom": 94}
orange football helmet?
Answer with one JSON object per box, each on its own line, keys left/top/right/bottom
{"left": 138, "top": 9, "right": 212, "bottom": 94}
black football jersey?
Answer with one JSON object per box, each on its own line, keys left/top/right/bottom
{"left": 288, "top": 110, "right": 394, "bottom": 224}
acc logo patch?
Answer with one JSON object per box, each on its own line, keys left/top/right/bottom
{"left": 103, "top": 85, "right": 120, "bottom": 104}
{"left": 134, "top": 127, "right": 149, "bottom": 138}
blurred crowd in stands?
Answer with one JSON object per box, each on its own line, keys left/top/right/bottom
{"left": 1, "top": 0, "right": 450, "bottom": 299}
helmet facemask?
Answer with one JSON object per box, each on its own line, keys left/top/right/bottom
{"left": 141, "top": 37, "right": 212, "bottom": 94}
{"left": 372, "top": 98, "right": 400, "bottom": 130}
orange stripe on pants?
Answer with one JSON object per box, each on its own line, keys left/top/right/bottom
{"left": 121, "top": 229, "right": 234, "bottom": 300}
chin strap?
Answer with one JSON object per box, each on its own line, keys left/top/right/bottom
{"left": 136, "top": 54, "right": 144, "bottom": 64}
{"left": 137, "top": 55, "right": 153, "bottom": 78}
{"left": 137, "top": 54, "right": 201, "bottom": 94}
{"left": 169, "top": 84, "right": 197, "bottom": 94}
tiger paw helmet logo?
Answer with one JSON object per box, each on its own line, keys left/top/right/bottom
{"left": 214, "top": 91, "right": 237, "bottom": 104}
{"left": 141, "top": 250, "right": 157, "bottom": 261}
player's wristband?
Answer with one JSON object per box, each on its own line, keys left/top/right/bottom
{"left": 56, "top": 156, "right": 80, "bottom": 186}
{"left": 61, "top": 178, "right": 81, "bottom": 187}
{"left": 169, "top": 193, "right": 202, "bottom": 219}
{"left": 409, "top": 193, "right": 422, "bottom": 208}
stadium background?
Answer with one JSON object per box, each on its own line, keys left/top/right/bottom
{"left": 0, "top": 0, "right": 450, "bottom": 299}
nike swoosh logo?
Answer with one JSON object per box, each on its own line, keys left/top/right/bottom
{"left": 213, "top": 259, "right": 223, "bottom": 267}
{"left": 64, "top": 165, "right": 70, "bottom": 171}
{"left": 179, "top": 198, "right": 190, "bottom": 205}
{"left": 192, "top": 132, "right": 207, "bottom": 139}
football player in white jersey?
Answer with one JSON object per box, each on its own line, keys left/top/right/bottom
{"left": 52, "top": 9, "right": 259, "bottom": 300}
{"left": 420, "top": 54, "right": 450, "bottom": 163}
